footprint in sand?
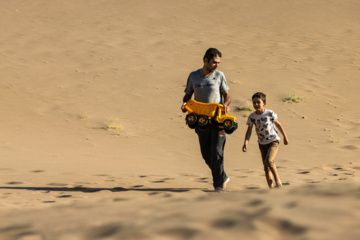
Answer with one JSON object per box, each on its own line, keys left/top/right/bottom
{"left": 160, "top": 227, "right": 199, "bottom": 239}
{"left": 247, "top": 199, "right": 264, "bottom": 207}
{"left": 179, "top": 173, "right": 197, "bottom": 177}
{"left": 57, "top": 195, "right": 72, "bottom": 198}
{"left": 332, "top": 167, "right": 355, "bottom": 178}
{"left": 31, "top": 170, "right": 44, "bottom": 173}
{"left": 272, "top": 219, "right": 308, "bottom": 235}
{"left": 151, "top": 180, "right": 165, "bottom": 183}
{"left": 83, "top": 223, "right": 122, "bottom": 239}
{"left": 0, "top": 224, "right": 33, "bottom": 236}
{"left": 342, "top": 145, "right": 359, "bottom": 150}
{"left": 6, "top": 181, "right": 23, "bottom": 185}
{"left": 151, "top": 178, "right": 175, "bottom": 183}
{"left": 0, "top": 168, "right": 13, "bottom": 171}
{"left": 162, "top": 178, "right": 175, "bottom": 181}
{"left": 211, "top": 218, "right": 241, "bottom": 229}
{"left": 197, "top": 177, "right": 209, "bottom": 183}
{"left": 113, "top": 198, "right": 128, "bottom": 202}
{"left": 210, "top": 207, "right": 271, "bottom": 230}
{"left": 305, "top": 180, "right": 321, "bottom": 184}
{"left": 284, "top": 201, "right": 298, "bottom": 209}
{"left": 235, "top": 175, "right": 248, "bottom": 179}
{"left": 147, "top": 192, "right": 173, "bottom": 197}
{"left": 148, "top": 192, "right": 160, "bottom": 196}
{"left": 94, "top": 174, "right": 109, "bottom": 177}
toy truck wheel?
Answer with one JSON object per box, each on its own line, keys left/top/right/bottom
{"left": 197, "top": 115, "right": 208, "bottom": 127}
{"left": 197, "top": 115, "right": 209, "bottom": 130}
{"left": 223, "top": 120, "right": 237, "bottom": 134}
{"left": 186, "top": 113, "right": 197, "bottom": 129}
{"left": 223, "top": 119, "right": 234, "bottom": 129}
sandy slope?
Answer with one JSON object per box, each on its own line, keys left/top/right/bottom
{"left": 1, "top": 0, "right": 360, "bottom": 239}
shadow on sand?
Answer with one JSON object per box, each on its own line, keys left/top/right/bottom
{"left": 0, "top": 186, "right": 205, "bottom": 193}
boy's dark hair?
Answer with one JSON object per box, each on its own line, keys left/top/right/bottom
{"left": 203, "top": 48, "right": 222, "bottom": 62}
{"left": 252, "top": 92, "right": 266, "bottom": 102}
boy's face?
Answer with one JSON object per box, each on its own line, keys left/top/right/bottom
{"left": 252, "top": 97, "right": 266, "bottom": 114}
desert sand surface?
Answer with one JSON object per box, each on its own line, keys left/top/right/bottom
{"left": 1, "top": 0, "right": 360, "bottom": 239}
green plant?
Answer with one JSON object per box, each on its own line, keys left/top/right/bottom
{"left": 80, "top": 114, "right": 88, "bottom": 120}
{"left": 106, "top": 118, "right": 122, "bottom": 130}
{"left": 235, "top": 105, "right": 254, "bottom": 112}
{"left": 285, "top": 94, "right": 306, "bottom": 103}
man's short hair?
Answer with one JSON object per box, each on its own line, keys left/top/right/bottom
{"left": 203, "top": 48, "right": 222, "bottom": 61}
{"left": 252, "top": 92, "right": 266, "bottom": 102}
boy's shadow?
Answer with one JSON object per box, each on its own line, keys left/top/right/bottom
{"left": 0, "top": 186, "right": 204, "bottom": 193}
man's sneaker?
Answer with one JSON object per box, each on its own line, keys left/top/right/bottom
{"left": 214, "top": 187, "right": 223, "bottom": 193}
{"left": 222, "top": 177, "right": 230, "bottom": 189}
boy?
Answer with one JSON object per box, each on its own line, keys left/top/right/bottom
{"left": 242, "top": 92, "right": 289, "bottom": 188}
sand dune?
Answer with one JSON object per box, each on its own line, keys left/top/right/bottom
{"left": 1, "top": 180, "right": 360, "bottom": 240}
{"left": 1, "top": 0, "right": 360, "bottom": 239}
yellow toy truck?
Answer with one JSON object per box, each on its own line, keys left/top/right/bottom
{"left": 184, "top": 99, "right": 238, "bottom": 134}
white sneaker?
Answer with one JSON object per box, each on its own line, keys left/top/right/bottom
{"left": 222, "top": 177, "right": 230, "bottom": 189}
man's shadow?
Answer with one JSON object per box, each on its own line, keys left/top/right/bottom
{"left": 0, "top": 186, "right": 206, "bottom": 193}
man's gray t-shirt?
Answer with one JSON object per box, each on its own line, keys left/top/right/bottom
{"left": 184, "top": 70, "right": 229, "bottom": 104}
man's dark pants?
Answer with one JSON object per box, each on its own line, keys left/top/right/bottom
{"left": 195, "top": 124, "right": 228, "bottom": 188}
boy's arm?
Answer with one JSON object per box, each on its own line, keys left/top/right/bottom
{"left": 275, "top": 120, "right": 289, "bottom": 145}
{"left": 243, "top": 125, "right": 253, "bottom": 152}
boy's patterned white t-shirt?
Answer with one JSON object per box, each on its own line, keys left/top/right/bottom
{"left": 246, "top": 109, "right": 280, "bottom": 145}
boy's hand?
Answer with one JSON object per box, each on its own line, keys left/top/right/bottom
{"left": 284, "top": 137, "right": 289, "bottom": 145}
{"left": 242, "top": 144, "right": 248, "bottom": 152}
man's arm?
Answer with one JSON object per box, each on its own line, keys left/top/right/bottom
{"left": 222, "top": 91, "right": 231, "bottom": 112}
{"left": 181, "top": 93, "right": 192, "bottom": 113}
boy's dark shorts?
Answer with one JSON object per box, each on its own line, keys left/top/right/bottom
{"left": 258, "top": 140, "right": 280, "bottom": 171}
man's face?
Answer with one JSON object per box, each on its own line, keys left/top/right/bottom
{"left": 205, "top": 56, "right": 221, "bottom": 73}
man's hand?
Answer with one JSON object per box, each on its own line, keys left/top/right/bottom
{"left": 222, "top": 91, "right": 231, "bottom": 113}
{"left": 181, "top": 102, "right": 187, "bottom": 113}
{"left": 181, "top": 94, "right": 192, "bottom": 113}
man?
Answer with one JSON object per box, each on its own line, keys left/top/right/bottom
{"left": 181, "top": 48, "right": 231, "bottom": 192}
